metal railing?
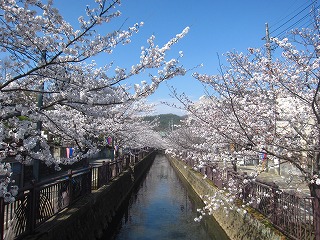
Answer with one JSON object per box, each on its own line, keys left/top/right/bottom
{"left": 91, "top": 157, "right": 131, "bottom": 190}
{"left": 183, "top": 158, "right": 315, "bottom": 240}
{"left": 0, "top": 149, "right": 152, "bottom": 240}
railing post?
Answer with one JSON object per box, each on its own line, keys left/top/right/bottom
{"left": 98, "top": 161, "right": 105, "bottom": 188}
{"left": 310, "top": 183, "right": 320, "bottom": 240}
{"left": 125, "top": 155, "right": 130, "bottom": 169}
{"left": 119, "top": 158, "right": 123, "bottom": 173}
{"left": 271, "top": 183, "right": 279, "bottom": 224}
{"left": 316, "top": 199, "right": 320, "bottom": 240}
{"left": 242, "top": 172, "right": 249, "bottom": 202}
{"left": 94, "top": 166, "right": 99, "bottom": 189}
{"left": 68, "top": 170, "right": 73, "bottom": 203}
{"left": 217, "top": 168, "right": 222, "bottom": 187}
{"left": 0, "top": 198, "right": 4, "bottom": 240}
{"left": 116, "top": 159, "right": 119, "bottom": 176}
{"left": 27, "top": 180, "right": 37, "bottom": 234}
{"left": 88, "top": 166, "right": 92, "bottom": 193}
{"left": 106, "top": 162, "right": 110, "bottom": 183}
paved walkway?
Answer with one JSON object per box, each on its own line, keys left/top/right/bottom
{"left": 238, "top": 165, "right": 310, "bottom": 197}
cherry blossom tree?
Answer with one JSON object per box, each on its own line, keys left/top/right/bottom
{"left": 171, "top": 9, "right": 320, "bottom": 187}
{"left": 195, "top": 33, "right": 319, "bottom": 179}
{"left": 166, "top": 7, "right": 320, "bottom": 234}
{"left": 0, "top": 0, "right": 188, "bottom": 200}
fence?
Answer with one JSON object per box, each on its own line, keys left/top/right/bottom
{"left": 0, "top": 149, "right": 151, "bottom": 240}
{"left": 184, "top": 158, "right": 315, "bottom": 240}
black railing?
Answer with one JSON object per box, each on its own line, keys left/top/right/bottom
{"left": 0, "top": 148, "right": 152, "bottom": 240}
{"left": 182, "top": 158, "right": 315, "bottom": 240}
{"left": 91, "top": 158, "right": 129, "bottom": 190}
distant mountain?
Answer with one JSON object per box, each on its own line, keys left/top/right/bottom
{"left": 144, "top": 114, "right": 185, "bottom": 132}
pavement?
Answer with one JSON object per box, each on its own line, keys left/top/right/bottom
{"left": 238, "top": 165, "right": 310, "bottom": 197}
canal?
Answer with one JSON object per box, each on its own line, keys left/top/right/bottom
{"left": 102, "top": 154, "right": 229, "bottom": 240}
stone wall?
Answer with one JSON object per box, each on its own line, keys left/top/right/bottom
{"left": 24, "top": 152, "right": 156, "bottom": 240}
{"left": 168, "top": 156, "right": 287, "bottom": 240}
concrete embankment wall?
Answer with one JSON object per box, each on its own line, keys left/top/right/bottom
{"left": 168, "top": 156, "right": 286, "bottom": 240}
{"left": 25, "top": 152, "right": 156, "bottom": 240}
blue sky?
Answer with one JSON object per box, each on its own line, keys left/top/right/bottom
{"left": 55, "top": 0, "right": 315, "bottom": 115}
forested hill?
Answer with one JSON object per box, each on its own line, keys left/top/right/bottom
{"left": 144, "top": 114, "right": 185, "bottom": 132}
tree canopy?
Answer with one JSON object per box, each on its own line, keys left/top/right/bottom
{"left": 0, "top": 0, "right": 189, "bottom": 200}
{"left": 166, "top": 8, "right": 320, "bottom": 200}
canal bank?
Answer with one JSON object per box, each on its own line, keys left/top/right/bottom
{"left": 24, "top": 151, "right": 156, "bottom": 240}
{"left": 168, "top": 156, "right": 287, "bottom": 240}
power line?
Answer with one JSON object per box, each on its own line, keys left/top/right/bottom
{"left": 274, "top": 9, "right": 316, "bottom": 39}
{"left": 269, "top": 1, "right": 316, "bottom": 36}
{"left": 260, "top": 2, "right": 319, "bottom": 60}
{"left": 261, "top": 2, "right": 318, "bottom": 42}
{"left": 269, "top": 0, "right": 311, "bottom": 27}
{"left": 276, "top": 18, "right": 315, "bottom": 40}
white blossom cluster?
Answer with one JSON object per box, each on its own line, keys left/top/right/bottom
{"left": 0, "top": 0, "right": 188, "bottom": 201}
{"left": 165, "top": 9, "right": 320, "bottom": 220}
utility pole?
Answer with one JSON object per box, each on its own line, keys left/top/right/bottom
{"left": 265, "top": 23, "right": 272, "bottom": 61}
{"left": 265, "top": 23, "right": 280, "bottom": 175}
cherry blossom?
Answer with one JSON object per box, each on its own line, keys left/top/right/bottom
{"left": 0, "top": 0, "right": 188, "bottom": 201}
{"left": 166, "top": 8, "right": 320, "bottom": 219}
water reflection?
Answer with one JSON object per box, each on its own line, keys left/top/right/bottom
{"left": 102, "top": 154, "right": 229, "bottom": 240}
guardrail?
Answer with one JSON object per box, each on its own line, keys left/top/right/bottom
{"left": 0, "top": 149, "right": 152, "bottom": 240}
{"left": 183, "top": 158, "right": 315, "bottom": 240}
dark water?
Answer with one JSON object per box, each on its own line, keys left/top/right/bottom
{"left": 102, "top": 154, "right": 229, "bottom": 240}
